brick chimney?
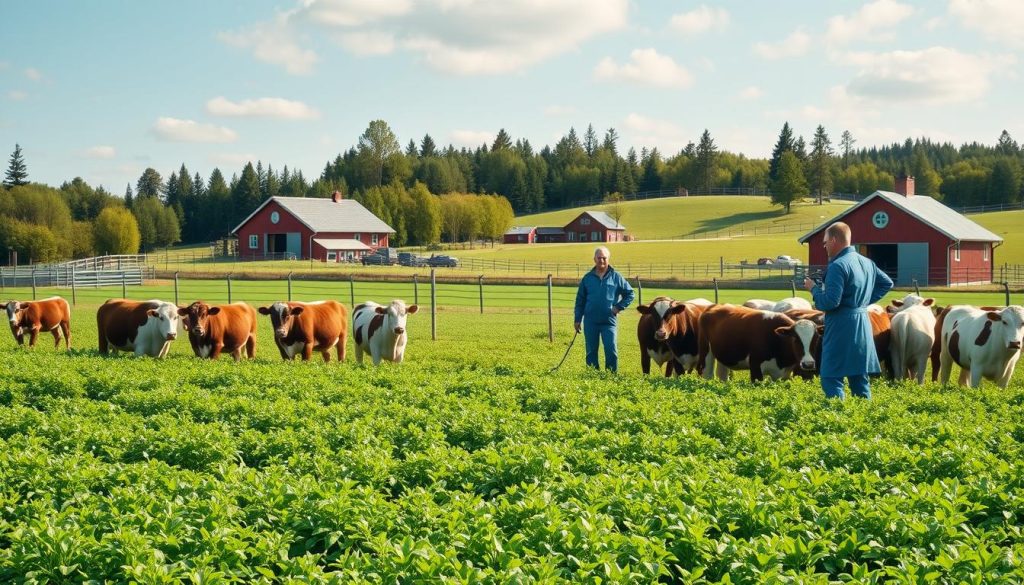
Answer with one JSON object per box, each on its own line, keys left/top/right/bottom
{"left": 894, "top": 174, "right": 915, "bottom": 197}
{"left": 331, "top": 190, "right": 343, "bottom": 203}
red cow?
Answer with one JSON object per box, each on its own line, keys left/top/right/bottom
{"left": 636, "top": 297, "right": 708, "bottom": 376}
{"left": 4, "top": 296, "right": 71, "bottom": 349}
{"left": 258, "top": 300, "right": 348, "bottom": 362}
{"left": 178, "top": 301, "right": 257, "bottom": 361}
{"left": 698, "top": 304, "right": 820, "bottom": 382}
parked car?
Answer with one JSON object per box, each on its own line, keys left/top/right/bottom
{"left": 398, "top": 252, "right": 429, "bottom": 267}
{"left": 427, "top": 254, "right": 459, "bottom": 268}
{"left": 774, "top": 255, "right": 802, "bottom": 267}
{"left": 361, "top": 252, "right": 393, "bottom": 265}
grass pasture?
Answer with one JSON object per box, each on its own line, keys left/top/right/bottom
{"left": 1, "top": 285, "right": 1023, "bottom": 581}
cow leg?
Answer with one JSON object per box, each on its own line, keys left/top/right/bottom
{"left": 372, "top": 349, "right": 382, "bottom": 366}
{"left": 51, "top": 327, "right": 62, "bottom": 348}
{"left": 245, "top": 335, "right": 256, "bottom": 359}
{"left": 641, "top": 349, "right": 651, "bottom": 375}
{"left": 61, "top": 321, "right": 71, "bottom": 350}
{"left": 98, "top": 331, "right": 109, "bottom": 355}
{"left": 28, "top": 327, "right": 39, "bottom": 349}
{"left": 938, "top": 346, "right": 953, "bottom": 384}
{"left": 337, "top": 334, "right": 346, "bottom": 362}
{"left": 715, "top": 362, "right": 729, "bottom": 382}
{"left": 663, "top": 359, "right": 673, "bottom": 377}
{"left": 969, "top": 367, "right": 984, "bottom": 389}
{"left": 301, "top": 341, "right": 314, "bottom": 361}
{"left": 749, "top": 360, "right": 764, "bottom": 383}
{"left": 958, "top": 367, "right": 969, "bottom": 386}
{"left": 210, "top": 343, "right": 224, "bottom": 360}
{"left": 913, "top": 356, "right": 928, "bottom": 384}
{"left": 354, "top": 344, "right": 364, "bottom": 364}
{"left": 231, "top": 347, "right": 242, "bottom": 362}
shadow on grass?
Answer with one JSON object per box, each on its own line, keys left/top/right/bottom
{"left": 688, "top": 210, "right": 785, "bottom": 235}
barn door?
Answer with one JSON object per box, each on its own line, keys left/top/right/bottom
{"left": 286, "top": 233, "right": 302, "bottom": 259}
{"left": 897, "top": 243, "right": 929, "bottom": 286}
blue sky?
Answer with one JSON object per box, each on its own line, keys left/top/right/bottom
{"left": 2, "top": 0, "right": 1022, "bottom": 193}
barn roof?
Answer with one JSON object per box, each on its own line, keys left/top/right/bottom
{"left": 312, "top": 238, "right": 372, "bottom": 251}
{"left": 504, "top": 226, "right": 537, "bottom": 235}
{"left": 231, "top": 196, "right": 396, "bottom": 235}
{"left": 797, "top": 191, "right": 1003, "bottom": 244}
{"left": 578, "top": 211, "right": 626, "bottom": 230}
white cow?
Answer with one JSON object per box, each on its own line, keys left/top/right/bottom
{"left": 352, "top": 300, "right": 418, "bottom": 365}
{"left": 742, "top": 299, "right": 776, "bottom": 310}
{"left": 97, "top": 299, "right": 180, "bottom": 358}
{"left": 889, "top": 295, "right": 936, "bottom": 383}
{"left": 772, "top": 297, "right": 812, "bottom": 312}
{"left": 938, "top": 305, "right": 1024, "bottom": 389}
{"left": 685, "top": 297, "right": 714, "bottom": 307}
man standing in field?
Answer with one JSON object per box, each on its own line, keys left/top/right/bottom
{"left": 804, "top": 222, "right": 893, "bottom": 399}
{"left": 575, "top": 246, "right": 635, "bottom": 373}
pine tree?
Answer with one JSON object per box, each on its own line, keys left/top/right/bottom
{"left": 420, "top": 134, "right": 437, "bottom": 158}
{"left": 839, "top": 130, "right": 856, "bottom": 169}
{"left": 405, "top": 139, "right": 418, "bottom": 157}
{"left": 694, "top": 129, "right": 718, "bottom": 193}
{"left": 808, "top": 125, "right": 834, "bottom": 204}
{"left": 491, "top": 129, "right": 512, "bottom": 151}
{"left": 124, "top": 183, "right": 134, "bottom": 208}
{"left": 3, "top": 144, "right": 29, "bottom": 187}
{"left": 996, "top": 130, "right": 1018, "bottom": 156}
{"left": 135, "top": 168, "right": 163, "bottom": 199}
{"left": 768, "top": 122, "right": 795, "bottom": 183}
{"left": 602, "top": 128, "right": 620, "bottom": 156}
{"left": 771, "top": 151, "right": 807, "bottom": 213}
{"left": 583, "top": 124, "right": 598, "bottom": 158}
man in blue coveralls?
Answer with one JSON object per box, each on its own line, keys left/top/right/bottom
{"left": 574, "top": 246, "right": 635, "bottom": 373}
{"left": 804, "top": 222, "right": 893, "bottom": 399}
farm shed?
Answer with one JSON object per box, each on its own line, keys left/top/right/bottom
{"left": 563, "top": 211, "right": 627, "bottom": 243}
{"left": 232, "top": 191, "right": 395, "bottom": 262}
{"left": 503, "top": 226, "right": 537, "bottom": 244}
{"left": 798, "top": 176, "right": 1002, "bottom": 286}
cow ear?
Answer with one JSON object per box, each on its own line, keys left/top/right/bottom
{"left": 375, "top": 306, "right": 387, "bottom": 314}
{"left": 290, "top": 307, "right": 304, "bottom": 316}
{"left": 670, "top": 304, "right": 688, "bottom": 314}
{"left": 774, "top": 326, "right": 793, "bottom": 337}
{"left": 258, "top": 307, "right": 271, "bottom": 315}
{"left": 406, "top": 305, "right": 418, "bottom": 314}
{"left": 16, "top": 301, "right": 29, "bottom": 310}
{"left": 146, "top": 309, "right": 158, "bottom": 317}
{"left": 891, "top": 300, "right": 903, "bottom": 307}
{"left": 208, "top": 307, "right": 221, "bottom": 315}
{"left": 636, "top": 305, "right": 651, "bottom": 314}
{"left": 987, "top": 311, "right": 1001, "bottom": 322}
{"left": 923, "top": 298, "right": 935, "bottom": 306}
{"left": 177, "top": 307, "right": 190, "bottom": 316}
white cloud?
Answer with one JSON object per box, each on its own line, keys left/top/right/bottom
{"left": 83, "top": 146, "right": 116, "bottom": 159}
{"left": 841, "top": 47, "right": 1011, "bottom": 104}
{"left": 825, "top": 0, "right": 914, "bottom": 46}
{"left": 206, "top": 96, "right": 321, "bottom": 119}
{"left": 219, "top": 14, "right": 318, "bottom": 75}
{"left": 622, "top": 113, "right": 687, "bottom": 153}
{"left": 544, "top": 105, "right": 577, "bottom": 117}
{"left": 949, "top": 0, "right": 1024, "bottom": 48}
{"left": 753, "top": 29, "right": 812, "bottom": 60}
{"left": 449, "top": 129, "right": 494, "bottom": 147}
{"left": 738, "top": 86, "right": 763, "bottom": 100}
{"left": 7, "top": 90, "right": 27, "bottom": 101}
{"left": 152, "top": 117, "right": 238, "bottom": 143}
{"left": 924, "top": 16, "right": 944, "bottom": 31}
{"left": 226, "top": 0, "right": 628, "bottom": 76}
{"left": 337, "top": 30, "right": 396, "bottom": 55}
{"left": 669, "top": 5, "right": 730, "bottom": 35}
{"left": 24, "top": 67, "right": 43, "bottom": 81}
{"left": 594, "top": 48, "right": 692, "bottom": 88}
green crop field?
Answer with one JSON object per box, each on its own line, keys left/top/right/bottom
{"left": 1, "top": 284, "right": 1023, "bottom": 581}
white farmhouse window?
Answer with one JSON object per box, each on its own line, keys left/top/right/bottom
{"left": 371, "top": 233, "right": 379, "bottom": 245}
{"left": 249, "top": 235, "right": 258, "bottom": 249}
{"left": 592, "top": 231, "right": 600, "bottom": 241}
{"left": 954, "top": 244, "right": 960, "bottom": 262}
{"left": 353, "top": 233, "right": 361, "bottom": 241}
{"left": 581, "top": 217, "right": 591, "bottom": 225}
{"left": 983, "top": 245, "right": 989, "bottom": 261}
{"left": 326, "top": 251, "right": 337, "bottom": 261}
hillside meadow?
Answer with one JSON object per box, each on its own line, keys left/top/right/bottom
{"left": 0, "top": 288, "right": 1023, "bottom": 582}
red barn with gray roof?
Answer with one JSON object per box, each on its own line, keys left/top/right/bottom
{"left": 798, "top": 177, "right": 1002, "bottom": 286}
{"left": 232, "top": 192, "right": 395, "bottom": 262}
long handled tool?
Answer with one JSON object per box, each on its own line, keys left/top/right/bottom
{"left": 549, "top": 330, "right": 579, "bottom": 373}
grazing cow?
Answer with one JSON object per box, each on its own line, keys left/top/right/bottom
{"left": 773, "top": 297, "right": 812, "bottom": 312}
{"left": 352, "top": 300, "right": 418, "bottom": 365}
{"left": 936, "top": 305, "right": 1024, "bottom": 388}
{"left": 868, "top": 310, "right": 894, "bottom": 379}
{"left": 97, "top": 299, "right": 180, "bottom": 357}
{"left": 889, "top": 296, "right": 937, "bottom": 383}
{"left": 636, "top": 297, "right": 709, "bottom": 376}
{"left": 686, "top": 297, "right": 714, "bottom": 307}
{"left": 258, "top": 300, "right": 348, "bottom": 362}
{"left": 742, "top": 299, "right": 776, "bottom": 311}
{"left": 784, "top": 308, "right": 824, "bottom": 325}
{"left": 697, "top": 305, "right": 821, "bottom": 382}
{"left": 177, "top": 301, "right": 257, "bottom": 361}
{"left": 5, "top": 296, "right": 71, "bottom": 349}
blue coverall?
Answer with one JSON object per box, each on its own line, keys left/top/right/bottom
{"left": 574, "top": 267, "right": 635, "bottom": 372}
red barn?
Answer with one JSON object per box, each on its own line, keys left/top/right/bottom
{"left": 798, "top": 177, "right": 1002, "bottom": 286}
{"left": 232, "top": 192, "right": 395, "bottom": 262}
{"left": 503, "top": 226, "right": 537, "bottom": 244}
{"left": 564, "top": 211, "right": 627, "bottom": 243}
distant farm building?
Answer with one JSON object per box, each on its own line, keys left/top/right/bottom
{"left": 798, "top": 176, "right": 1003, "bottom": 286}
{"left": 232, "top": 191, "right": 395, "bottom": 262}
{"left": 504, "top": 211, "right": 627, "bottom": 244}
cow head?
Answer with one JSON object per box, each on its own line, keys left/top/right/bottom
{"left": 636, "top": 297, "right": 688, "bottom": 341}
{"left": 146, "top": 303, "right": 180, "bottom": 341}
{"left": 375, "top": 300, "right": 418, "bottom": 335}
{"left": 988, "top": 306, "right": 1024, "bottom": 351}
{"left": 178, "top": 301, "right": 221, "bottom": 337}
{"left": 889, "top": 294, "right": 935, "bottom": 314}
{"left": 259, "top": 302, "right": 303, "bottom": 339}
{"left": 775, "top": 319, "right": 821, "bottom": 371}
{"left": 4, "top": 300, "right": 28, "bottom": 343}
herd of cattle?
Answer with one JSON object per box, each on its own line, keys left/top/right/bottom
{"left": 4, "top": 293, "right": 1023, "bottom": 388}
{"left": 4, "top": 296, "right": 418, "bottom": 366}
{"left": 637, "top": 295, "right": 1024, "bottom": 389}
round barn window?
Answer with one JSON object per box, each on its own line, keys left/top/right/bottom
{"left": 872, "top": 211, "right": 889, "bottom": 229}
{"left": 270, "top": 211, "right": 280, "bottom": 224}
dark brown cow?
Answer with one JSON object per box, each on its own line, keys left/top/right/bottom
{"left": 177, "top": 301, "right": 257, "bottom": 361}
{"left": 636, "top": 297, "right": 709, "bottom": 376}
{"left": 5, "top": 296, "right": 71, "bottom": 349}
{"left": 258, "top": 300, "right": 348, "bottom": 362}
{"left": 697, "top": 304, "right": 820, "bottom": 382}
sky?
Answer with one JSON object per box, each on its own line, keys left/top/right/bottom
{"left": 2, "top": 0, "right": 1022, "bottom": 193}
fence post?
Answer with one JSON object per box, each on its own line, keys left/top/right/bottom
{"left": 478, "top": 275, "right": 484, "bottom": 314}
{"left": 713, "top": 277, "right": 719, "bottom": 304}
{"left": 288, "top": 272, "right": 293, "bottom": 301}
{"left": 174, "top": 272, "right": 179, "bottom": 306}
{"left": 430, "top": 269, "right": 437, "bottom": 341}
{"left": 31, "top": 268, "right": 37, "bottom": 300}
{"left": 70, "top": 265, "right": 77, "bottom": 306}
{"left": 349, "top": 274, "right": 355, "bottom": 308}
{"left": 1004, "top": 281, "right": 1011, "bottom": 307}
{"left": 791, "top": 279, "right": 796, "bottom": 298}
{"left": 121, "top": 271, "right": 126, "bottom": 299}
{"left": 227, "top": 274, "right": 232, "bottom": 304}
{"left": 913, "top": 279, "right": 920, "bottom": 296}
{"left": 720, "top": 256, "right": 724, "bottom": 277}
{"left": 413, "top": 274, "right": 419, "bottom": 306}
{"left": 547, "top": 274, "right": 553, "bottom": 343}
{"left": 635, "top": 275, "right": 643, "bottom": 306}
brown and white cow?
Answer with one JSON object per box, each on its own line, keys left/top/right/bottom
{"left": 177, "top": 301, "right": 257, "bottom": 361}
{"left": 5, "top": 296, "right": 71, "bottom": 349}
{"left": 352, "top": 300, "right": 418, "bottom": 365}
{"left": 697, "top": 304, "right": 820, "bottom": 382}
{"left": 97, "top": 299, "right": 180, "bottom": 358}
{"left": 258, "top": 300, "right": 348, "bottom": 362}
{"left": 636, "top": 296, "right": 709, "bottom": 376}
{"left": 935, "top": 305, "right": 1024, "bottom": 388}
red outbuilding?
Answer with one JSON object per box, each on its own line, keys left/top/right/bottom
{"left": 232, "top": 191, "right": 395, "bottom": 262}
{"left": 503, "top": 226, "right": 537, "bottom": 244}
{"left": 563, "top": 211, "right": 627, "bottom": 243}
{"left": 798, "top": 176, "right": 1003, "bottom": 286}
